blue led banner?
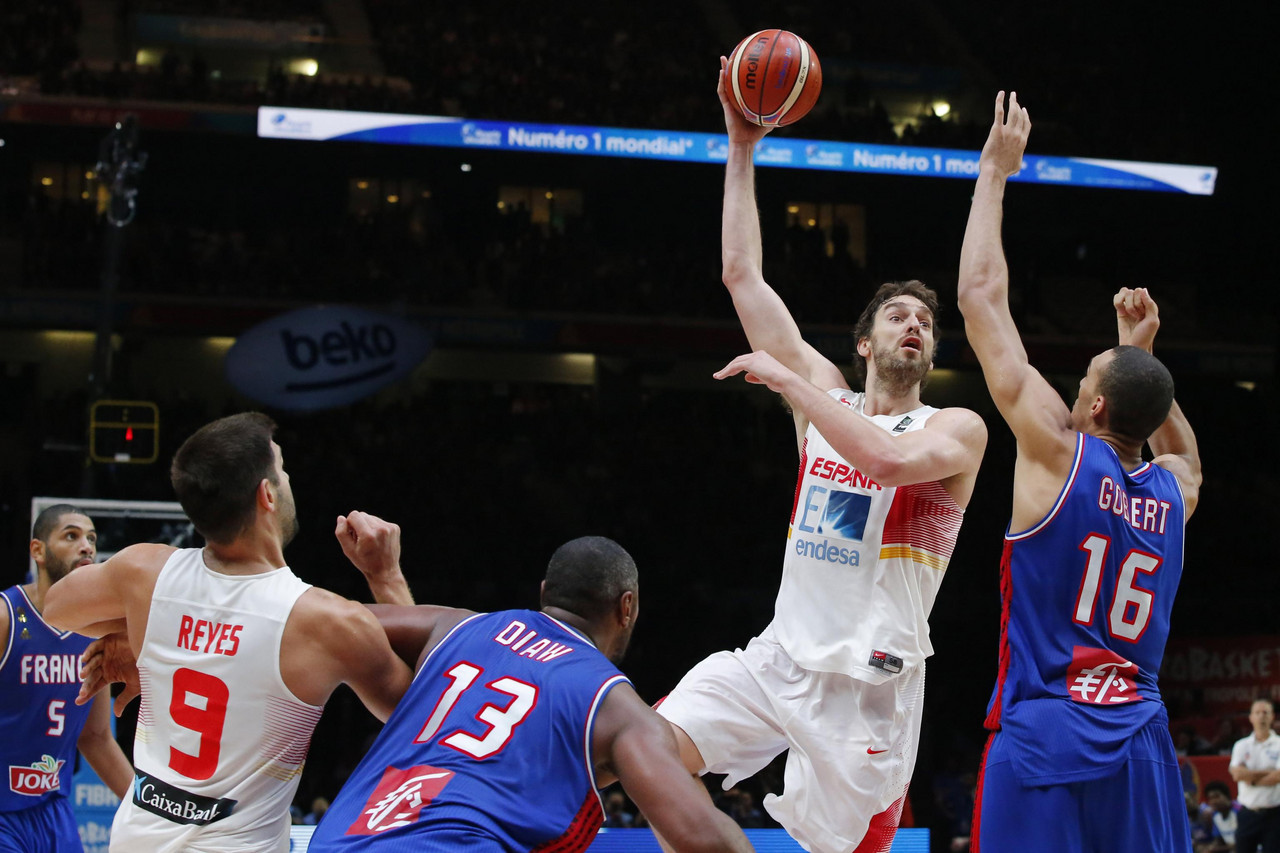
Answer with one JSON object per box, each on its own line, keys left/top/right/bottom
{"left": 286, "top": 826, "right": 930, "bottom": 851}
{"left": 258, "top": 107, "right": 1217, "bottom": 195}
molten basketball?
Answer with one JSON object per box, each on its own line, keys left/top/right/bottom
{"left": 727, "top": 30, "right": 822, "bottom": 128}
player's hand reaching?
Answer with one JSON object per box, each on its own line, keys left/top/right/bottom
{"left": 714, "top": 350, "right": 799, "bottom": 395}
{"left": 718, "top": 56, "right": 772, "bottom": 146}
{"left": 77, "top": 632, "right": 140, "bottom": 717}
{"left": 1114, "top": 286, "right": 1160, "bottom": 352}
{"left": 979, "top": 90, "right": 1030, "bottom": 178}
{"left": 336, "top": 511, "right": 402, "bottom": 580}
{"left": 336, "top": 511, "right": 414, "bottom": 604}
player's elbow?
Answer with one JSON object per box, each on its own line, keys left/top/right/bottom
{"left": 957, "top": 274, "right": 1003, "bottom": 316}
{"left": 859, "top": 449, "right": 911, "bottom": 487}
{"left": 721, "top": 254, "right": 758, "bottom": 290}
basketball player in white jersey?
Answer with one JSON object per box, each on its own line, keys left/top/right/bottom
{"left": 45, "top": 413, "right": 413, "bottom": 852}
{"left": 652, "top": 60, "right": 988, "bottom": 853}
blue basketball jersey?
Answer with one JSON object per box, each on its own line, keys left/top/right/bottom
{"left": 984, "top": 433, "right": 1187, "bottom": 785}
{"left": 311, "top": 609, "right": 629, "bottom": 852}
{"left": 0, "top": 585, "right": 95, "bottom": 813}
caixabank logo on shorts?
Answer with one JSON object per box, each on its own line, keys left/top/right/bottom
{"left": 225, "top": 306, "right": 433, "bottom": 412}
{"left": 9, "top": 754, "right": 64, "bottom": 796}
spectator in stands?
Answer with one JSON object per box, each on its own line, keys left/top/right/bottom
{"left": 1189, "top": 791, "right": 1217, "bottom": 852}
{"left": 719, "top": 788, "right": 766, "bottom": 829}
{"left": 302, "top": 795, "right": 330, "bottom": 826}
{"left": 1212, "top": 716, "right": 1244, "bottom": 755}
{"left": 602, "top": 790, "right": 635, "bottom": 829}
{"left": 1179, "top": 725, "right": 1215, "bottom": 757}
{"left": 1198, "top": 780, "right": 1240, "bottom": 852}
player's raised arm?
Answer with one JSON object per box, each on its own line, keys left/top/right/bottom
{"left": 1113, "top": 287, "right": 1202, "bottom": 516}
{"left": 717, "top": 58, "right": 843, "bottom": 395}
{"left": 336, "top": 509, "right": 473, "bottom": 668}
{"left": 595, "top": 683, "right": 755, "bottom": 853}
{"left": 957, "top": 92, "right": 1074, "bottom": 459}
{"left": 715, "top": 350, "right": 985, "bottom": 492}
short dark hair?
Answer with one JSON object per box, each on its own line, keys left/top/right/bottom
{"left": 1253, "top": 697, "right": 1275, "bottom": 712}
{"left": 542, "top": 536, "right": 638, "bottom": 622}
{"left": 1204, "top": 780, "right": 1231, "bottom": 798}
{"left": 171, "top": 413, "right": 279, "bottom": 545}
{"left": 32, "top": 504, "right": 88, "bottom": 543}
{"left": 850, "top": 280, "right": 940, "bottom": 383}
{"left": 1098, "top": 346, "right": 1174, "bottom": 443}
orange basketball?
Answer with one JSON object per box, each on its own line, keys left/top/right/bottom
{"left": 727, "top": 29, "right": 822, "bottom": 128}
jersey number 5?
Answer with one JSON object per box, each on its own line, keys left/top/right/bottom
{"left": 413, "top": 662, "right": 538, "bottom": 759}
{"left": 1074, "top": 534, "right": 1162, "bottom": 642}
{"left": 168, "top": 667, "right": 229, "bottom": 780}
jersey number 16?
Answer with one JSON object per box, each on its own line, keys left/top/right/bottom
{"left": 1073, "top": 534, "right": 1162, "bottom": 642}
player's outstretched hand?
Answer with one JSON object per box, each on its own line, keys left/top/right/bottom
{"left": 77, "top": 632, "right": 140, "bottom": 717}
{"left": 714, "top": 350, "right": 796, "bottom": 394}
{"left": 1114, "top": 286, "right": 1160, "bottom": 352}
{"left": 718, "top": 56, "right": 772, "bottom": 146}
{"left": 335, "top": 511, "right": 403, "bottom": 582}
{"left": 980, "top": 90, "right": 1031, "bottom": 178}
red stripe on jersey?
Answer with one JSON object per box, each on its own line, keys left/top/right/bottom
{"left": 530, "top": 790, "right": 604, "bottom": 853}
{"left": 983, "top": 540, "right": 1015, "bottom": 730}
{"left": 881, "top": 480, "right": 963, "bottom": 558}
{"left": 261, "top": 696, "right": 323, "bottom": 766}
{"left": 853, "top": 790, "right": 907, "bottom": 853}
{"left": 789, "top": 438, "right": 809, "bottom": 527}
{"left": 970, "top": 730, "right": 998, "bottom": 852}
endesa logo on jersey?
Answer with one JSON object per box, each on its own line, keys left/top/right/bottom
{"left": 348, "top": 764, "right": 455, "bottom": 835}
{"left": 225, "top": 306, "right": 433, "bottom": 412}
{"left": 9, "top": 754, "right": 64, "bottom": 796}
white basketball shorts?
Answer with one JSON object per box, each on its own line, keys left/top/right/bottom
{"left": 656, "top": 626, "right": 925, "bottom": 853}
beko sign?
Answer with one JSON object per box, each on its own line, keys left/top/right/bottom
{"left": 225, "top": 306, "right": 432, "bottom": 411}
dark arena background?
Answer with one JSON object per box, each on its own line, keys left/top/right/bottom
{"left": 1, "top": 2, "right": 1273, "bottom": 850}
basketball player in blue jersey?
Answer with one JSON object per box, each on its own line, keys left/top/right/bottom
{"left": 309, "top": 517, "right": 754, "bottom": 853}
{"left": 652, "top": 60, "right": 988, "bottom": 853}
{"left": 0, "top": 504, "right": 133, "bottom": 852}
{"left": 957, "top": 92, "right": 1202, "bottom": 853}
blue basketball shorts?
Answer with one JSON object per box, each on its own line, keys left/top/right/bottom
{"left": 0, "top": 797, "right": 82, "bottom": 853}
{"left": 973, "top": 718, "right": 1191, "bottom": 853}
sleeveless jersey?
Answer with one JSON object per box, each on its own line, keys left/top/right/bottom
{"left": 984, "top": 433, "right": 1187, "bottom": 785}
{"left": 0, "top": 585, "right": 94, "bottom": 813}
{"left": 310, "top": 609, "right": 629, "bottom": 852}
{"left": 771, "top": 390, "right": 964, "bottom": 681}
{"left": 110, "top": 548, "right": 320, "bottom": 852}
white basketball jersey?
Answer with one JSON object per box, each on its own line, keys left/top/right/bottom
{"left": 110, "top": 548, "right": 322, "bottom": 852}
{"left": 770, "top": 389, "right": 964, "bottom": 682}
